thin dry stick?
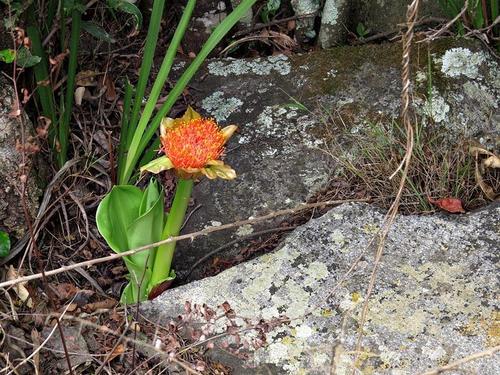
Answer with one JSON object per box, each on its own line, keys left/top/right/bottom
{"left": 3, "top": 299, "right": 75, "bottom": 375}
{"left": 55, "top": 315, "right": 202, "bottom": 375}
{"left": 350, "top": 0, "right": 419, "bottom": 372}
{"left": 0, "top": 198, "right": 368, "bottom": 290}
{"left": 5, "top": 10, "right": 74, "bottom": 374}
{"left": 417, "top": 344, "right": 500, "bottom": 375}
{"left": 184, "top": 225, "right": 297, "bottom": 279}
{"left": 426, "top": 0, "right": 468, "bottom": 40}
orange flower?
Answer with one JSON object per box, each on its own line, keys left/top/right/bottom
{"left": 162, "top": 118, "right": 225, "bottom": 169}
{"left": 141, "top": 107, "right": 237, "bottom": 179}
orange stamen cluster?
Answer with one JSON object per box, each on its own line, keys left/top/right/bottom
{"left": 161, "top": 118, "right": 225, "bottom": 169}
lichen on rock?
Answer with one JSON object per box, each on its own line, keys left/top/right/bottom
{"left": 440, "top": 47, "right": 486, "bottom": 79}
{"left": 207, "top": 55, "right": 291, "bottom": 77}
{"left": 145, "top": 203, "right": 499, "bottom": 374}
{"left": 0, "top": 76, "right": 43, "bottom": 238}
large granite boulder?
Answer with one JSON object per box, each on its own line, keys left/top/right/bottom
{"left": 146, "top": 202, "right": 499, "bottom": 374}
{"left": 0, "top": 76, "right": 42, "bottom": 238}
{"left": 173, "top": 38, "right": 499, "bottom": 280}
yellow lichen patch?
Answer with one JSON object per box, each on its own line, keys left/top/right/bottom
{"left": 458, "top": 318, "right": 483, "bottom": 337}
{"left": 485, "top": 311, "right": 500, "bottom": 347}
{"left": 352, "top": 291, "right": 361, "bottom": 302}
{"left": 365, "top": 289, "right": 428, "bottom": 336}
{"left": 363, "top": 223, "right": 379, "bottom": 234}
{"left": 281, "top": 335, "right": 295, "bottom": 345}
{"left": 320, "top": 308, "right": 333, "bottom": 317}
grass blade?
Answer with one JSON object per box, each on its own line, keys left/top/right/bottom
{"left": 26, "top": 5, "right": 58, "bottom": 150}
{"left": 119, "top": 0, "right": 196, "bottom": 184}
{"left": 58, "top": 7, "right": 82, "bottom": 166}
{"left": 124, "top": 0, "right": 166, "bottom": 153}
{"left": 121, "top": 0, "right": 257, "bottom": 183}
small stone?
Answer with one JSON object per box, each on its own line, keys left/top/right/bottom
{"left": 217, "top": 1, "right": 226, "bottom": 11}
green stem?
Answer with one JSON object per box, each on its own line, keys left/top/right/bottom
{"left": 26, "top": 5, "right": 58, "bottom": 151}
{"left": 117, "top": 80, "right": 134, "bottom": 179}
{"left": 149, "top": 178, "right": 194, "bottom": 288}
{"left": 58, "top": 7, "right": 81, "bottom": 166}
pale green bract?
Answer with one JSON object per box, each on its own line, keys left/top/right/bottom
{"left": 96, "top": 180, "right": 169, "bottom": 303}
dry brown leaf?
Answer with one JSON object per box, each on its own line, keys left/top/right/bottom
{"left": 76, "top": 70, "right": 99, "bottom": 86}
{"left": 7, "top": 266, "right": 33, "bottom": 308}
{"left": 428, "top": 196, "right": 466, "bottom": 213}
{"left": 470, "top": 146, "right": 499, "bottom": 201}
{"left": 54, "top": 282, "right": 78, "bottom": 300}
{"left": 102, "top": 75, "right": 116, "bottom": 101}
{"left": 108, "top": 343, "right": 125, "bottom": 361}
{"left": 475, "top": 158, "right": 497, "bottom": 200}
{"left": 484, "top": 155, "right": 500, "bottom": 169}
{"left": 469, "top": 146, "right": 494, "bottom": 157}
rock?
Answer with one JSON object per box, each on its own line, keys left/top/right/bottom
{"left": 291, "top": 0, "right": 447, "bottom": 47}
{"left": 0, "top": 76, "right": 42, "bottom": 238}
{"left": 42, "top": 324, "right": 92, "bottom": 372}
{"left": 354, "top": 0, "right": 446, "bottom": 37}
{"left": 145, "top": 202, "right": 500, "bottom": 374}
{"left": 231, "top": 0, "right": 253, "bottom": 27}
{"left": 291, "top": 0, "right": 322, "bottom": 43}
{"left": 173, "top": 38, "right": 498, "bottom": 280}
{"left": 318, "top": 0, "right": 350, "bottom": 48}
{"left": 184, "top": 0, "right": 228, "bottom": 53}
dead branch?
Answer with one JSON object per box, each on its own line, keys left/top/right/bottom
{"left": 0, "top": 198, "right": 369, "bottom": 291}
{"left": 350, "top": 0, "right": 419, "bottom": 373}
{"left": 417, "top": 345, "right": 500, "bottom": 375}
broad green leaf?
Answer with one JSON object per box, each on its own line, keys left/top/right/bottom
{"left": 128, "top": 180, "right": 164, "bottom": 269}
{"left": 81, "top": 21, "right": 116, "bottom": 43}
{"left": 16, "top": 46, "right": 41, "bottom": 68}
{"left": 96, "top": 180, "right": 165, "bottom": 302}
{"left": 0, "top": 49, "right": 16, "bottom": 63}
{"left": 96, "top": 184, "right": 143, "bottom": 252}
{"left": 0, "top": 231, "right": 10, "bottom": 258}
{"left": 108, "top": 0, "right": 143, "bottom": 29}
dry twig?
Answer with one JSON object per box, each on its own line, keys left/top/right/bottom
{"left": 0, "top": 198, "right": 368, "bottom": 290}
{"left": 350, "top": 0, "right": 419, "bottom": 372}
{"left": 417, "top": 345, "right": 500, "bottom": 375}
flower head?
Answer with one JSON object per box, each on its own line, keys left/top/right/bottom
{"left": 141, "top": 107, "right": 237, "bottom": 179}
{"left": 162, "top": 118, "right": 225, "bottom": 169}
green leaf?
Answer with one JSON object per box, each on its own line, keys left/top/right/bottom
{"left": 356, "top": 22, "right": 367, "bottom": 38}
{"left": 0, "top": 49, "right": 16, "bottom": 64}
{"left": 16, "top": 46, "right": 41, "bottom": 68}
{"left": 261, "top": 0, "right": 280, "bottom": 23}
{"left": 108, "top": 0, "right": 143, "bottom": 29}
{"left": 81, "top": 21, "right": 116, "bottom": 43}
{"left": 63, "top": 0, "right": 86, "bottom": 12}
{"left": 0, "top": 231, "right": 10, "bottom": 258}
{"left": 96, "top": 180, "right": 165, "bottom": 302}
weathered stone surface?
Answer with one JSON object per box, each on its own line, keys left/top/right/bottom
{"left": 355, "top": 0, "right": 446, "bottom": 37}
{"left": 318, "top": 0, "right": 350, "bottom": 48}
{"left": 146, "top": 202, "right": 499, "bottom": 374}
{"left": 0, "top": 76, "right": 42, "bottom": 238}
{"left": 173, "top": 39, "right": 498, "bottom": 280}
{"left": 291, "top": 0, "right": 322, "bottom": 43}
{"left": 292, "top": 0, "right": 446, "bottom": 47}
